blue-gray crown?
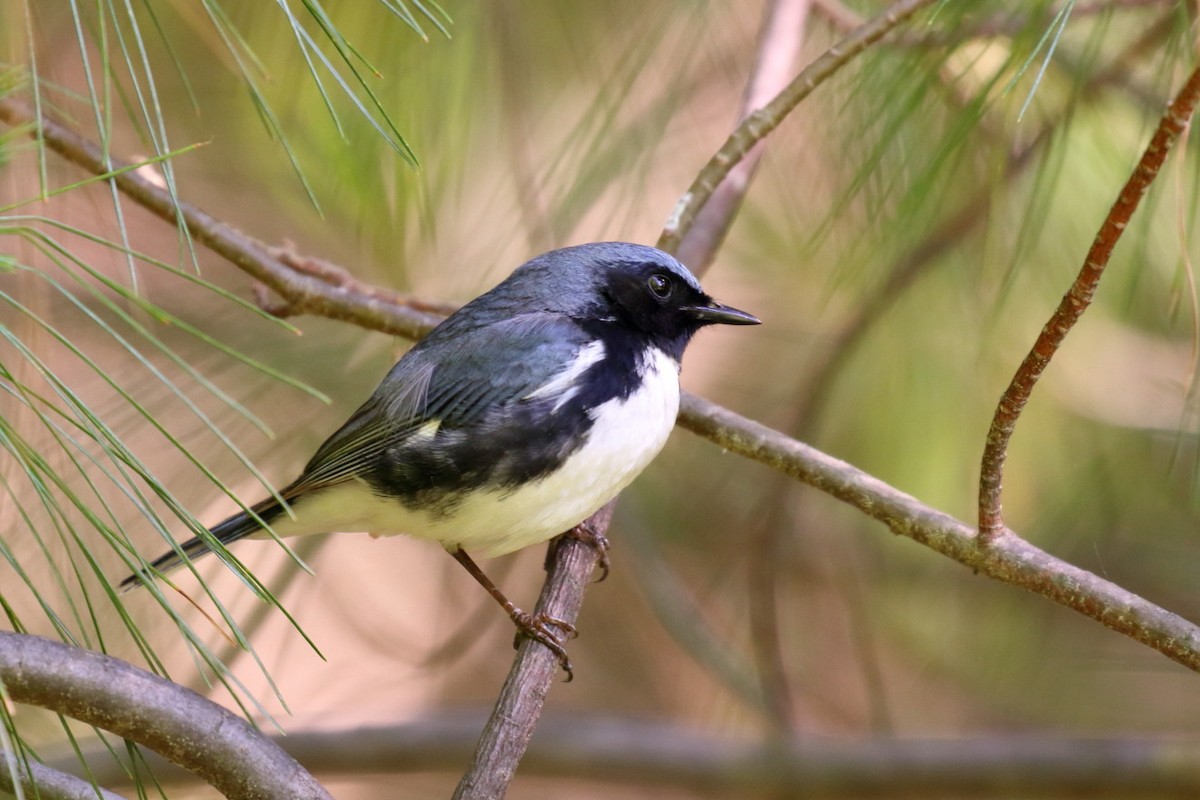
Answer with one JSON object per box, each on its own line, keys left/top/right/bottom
{"left": 503, "top": 242, "right": 702, "bottom": 313}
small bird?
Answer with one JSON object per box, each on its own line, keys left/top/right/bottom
{"left": 123, "top": 242, "right": 758, "bottom": 674}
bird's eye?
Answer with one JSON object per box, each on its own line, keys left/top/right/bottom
{"left": 647, "top": 273, "right": 672, "bottom": 298}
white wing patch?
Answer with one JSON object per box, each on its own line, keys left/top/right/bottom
{"left": 523, "top": 339, "right": 606, "bottom": 411}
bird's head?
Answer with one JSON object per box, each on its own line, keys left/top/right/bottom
{"left": 501, "top": 242, "right": 759, "bottom": 360}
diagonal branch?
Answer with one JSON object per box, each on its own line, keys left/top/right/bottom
{"left": 977, "top": 65, "right": 1200, "bottom": 541}
{"left": 656, "top": 0, "right": 939, "bottom": 254}
{"left": 452, "top": 506, "right": 614, "bottom": 800}
{"left": 8, "top": 20, "right": 1200, "bottom": 799}
{"left": 673, "top": 0, "right": 813, "bottom": 278}
{"left": 0, "top": 98, "right": 443, "bottom": 343}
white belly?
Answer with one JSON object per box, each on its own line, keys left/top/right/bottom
{"left": 263, "top": 348, "right": 681, "bottom": 557}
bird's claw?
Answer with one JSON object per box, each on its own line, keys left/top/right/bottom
{"left": 558, "top": 523, "right": 611, "bottom": 582}
{"left": 510, "top": 609, "right": 577, "bottom": 681}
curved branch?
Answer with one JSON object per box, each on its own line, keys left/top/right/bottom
{"left": 0, "top": 756, "right": 125, "bottom": 800}
{"left": 978, "top": 65, "right": 1200, "bottom": 540}
{"left": 656, "top": 0, "right": 939, "bottom": 254}
{"left": 0, "top": 631, "right": 331, "bottom": 800}
{"left": 7, "top": 51, "right": 1200, "bottom": 679}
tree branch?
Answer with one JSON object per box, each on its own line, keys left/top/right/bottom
{"left": 677, "top": 393, "right": 1200, "bottom": 672}
{"left": 0, "top": 756, "right": 126, "bottom": 800}
{"left": 0, "top": 631, "right": 330, "bottom": 800}
{"left": 977, "top": 65, "right": 1200, "bottom": 540}
{"left": 673, "top": 0, "right": 812, "bottom": 277}
{"left": 0, "top": 99, "right": 443, "bottom": 343}
{"left": 656, "top": 0, "right": 939, "bottom": 254}
{"left": 452, "top": 0, "right": 836, "bottom": 791}
{"left": 6, "top": 14, "right": 1200, "bottom": 800}
{"left": 6, "top": 46, "right": 1200, "bottom": 687}
{"left": 452, "top": 506, "right": 612, "bottom": 799}
{"left": 60, "top": 715, "right": 1200, "bottom": 798}
{"left": 458, "top": 0, "right": 822, "bottom": 789}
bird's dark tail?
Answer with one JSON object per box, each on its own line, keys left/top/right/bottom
{"left": 119, "top": 495, "right": 289, "bottom": 592}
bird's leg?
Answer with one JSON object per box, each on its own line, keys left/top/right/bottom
{"left": 449, "top": 547, "right": 577, "bottom": 679}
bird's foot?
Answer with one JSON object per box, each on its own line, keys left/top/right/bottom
{"left": 555, "top": 520, "right": 612, "bottom": 582}
{"left": 509, "top": 609, "right": 577, "bottom": 681}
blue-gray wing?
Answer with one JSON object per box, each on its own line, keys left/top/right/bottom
{"left": 287, "top": 312, "right": 593, "bottom": 494}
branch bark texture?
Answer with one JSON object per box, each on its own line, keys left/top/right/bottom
{"left": 0, "top": 754, "right": 125, "bottom": 800}
{"left": 458, "top": 0, "right": 825, "bottom": 792}
{"left": 977, "top": 65, "right": 1200, "bottom": 539}
{"left": 0, "top": 99, "right": 443, "bottom": 343}
{"left": 0, "top": 631, "right": 331, "bottom": 800}
{"left": 452, "top": 506, "right": 613, "bottom": 799}
{"left": 3, "top": 5, "right": 1198, "bottom": 704}
{"left": 672, "top": 0, "right": 812, "bottom": 276}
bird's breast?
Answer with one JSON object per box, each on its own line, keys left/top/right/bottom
{"left": 292, "top": 346, "right": 682, "bottom": 558}
{"left": 442, "top": 345, "right": 681, "bottom": 556}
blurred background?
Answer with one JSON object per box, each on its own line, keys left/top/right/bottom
{"left": 3, "top": 1, "right": 1200, "bottom": 797}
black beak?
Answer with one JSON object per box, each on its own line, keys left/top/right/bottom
{"left": 685, "top": 300, "right": 761, "bottom": 326}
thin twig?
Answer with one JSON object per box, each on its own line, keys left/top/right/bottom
{"left": 674, "top": 0, "right": 812, "bottom": 277}
{"left": 9, "top": 65, "right": 1200, "bottom": 688}
{"left": 684, "top": 0, "right": 814, "bottom": 736}
{"left": 656, "top": 0, "right": 939, "bottom": 255}
{"left": 977, "top": 65, "right": 1200, "bottom": 541}
{"left": 7, "top": 25, "right": 1200, "bottom": 795}
{"left": 801, "top": 3, "right": 1181, "bottom": 430}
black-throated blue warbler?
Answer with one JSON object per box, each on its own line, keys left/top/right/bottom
{"left": 122, "top": 242, "right": 758, "bottom": 674}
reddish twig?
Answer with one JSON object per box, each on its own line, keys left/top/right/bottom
{"left": 7, "top": 26, "right": 1200, "bottom": 747}
{"left": 978, "top": 66, "right": 1200, "bottom": 541}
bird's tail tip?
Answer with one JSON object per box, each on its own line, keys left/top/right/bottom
{"left": 117, "top": 542, "right": 205, "bottom": 593}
